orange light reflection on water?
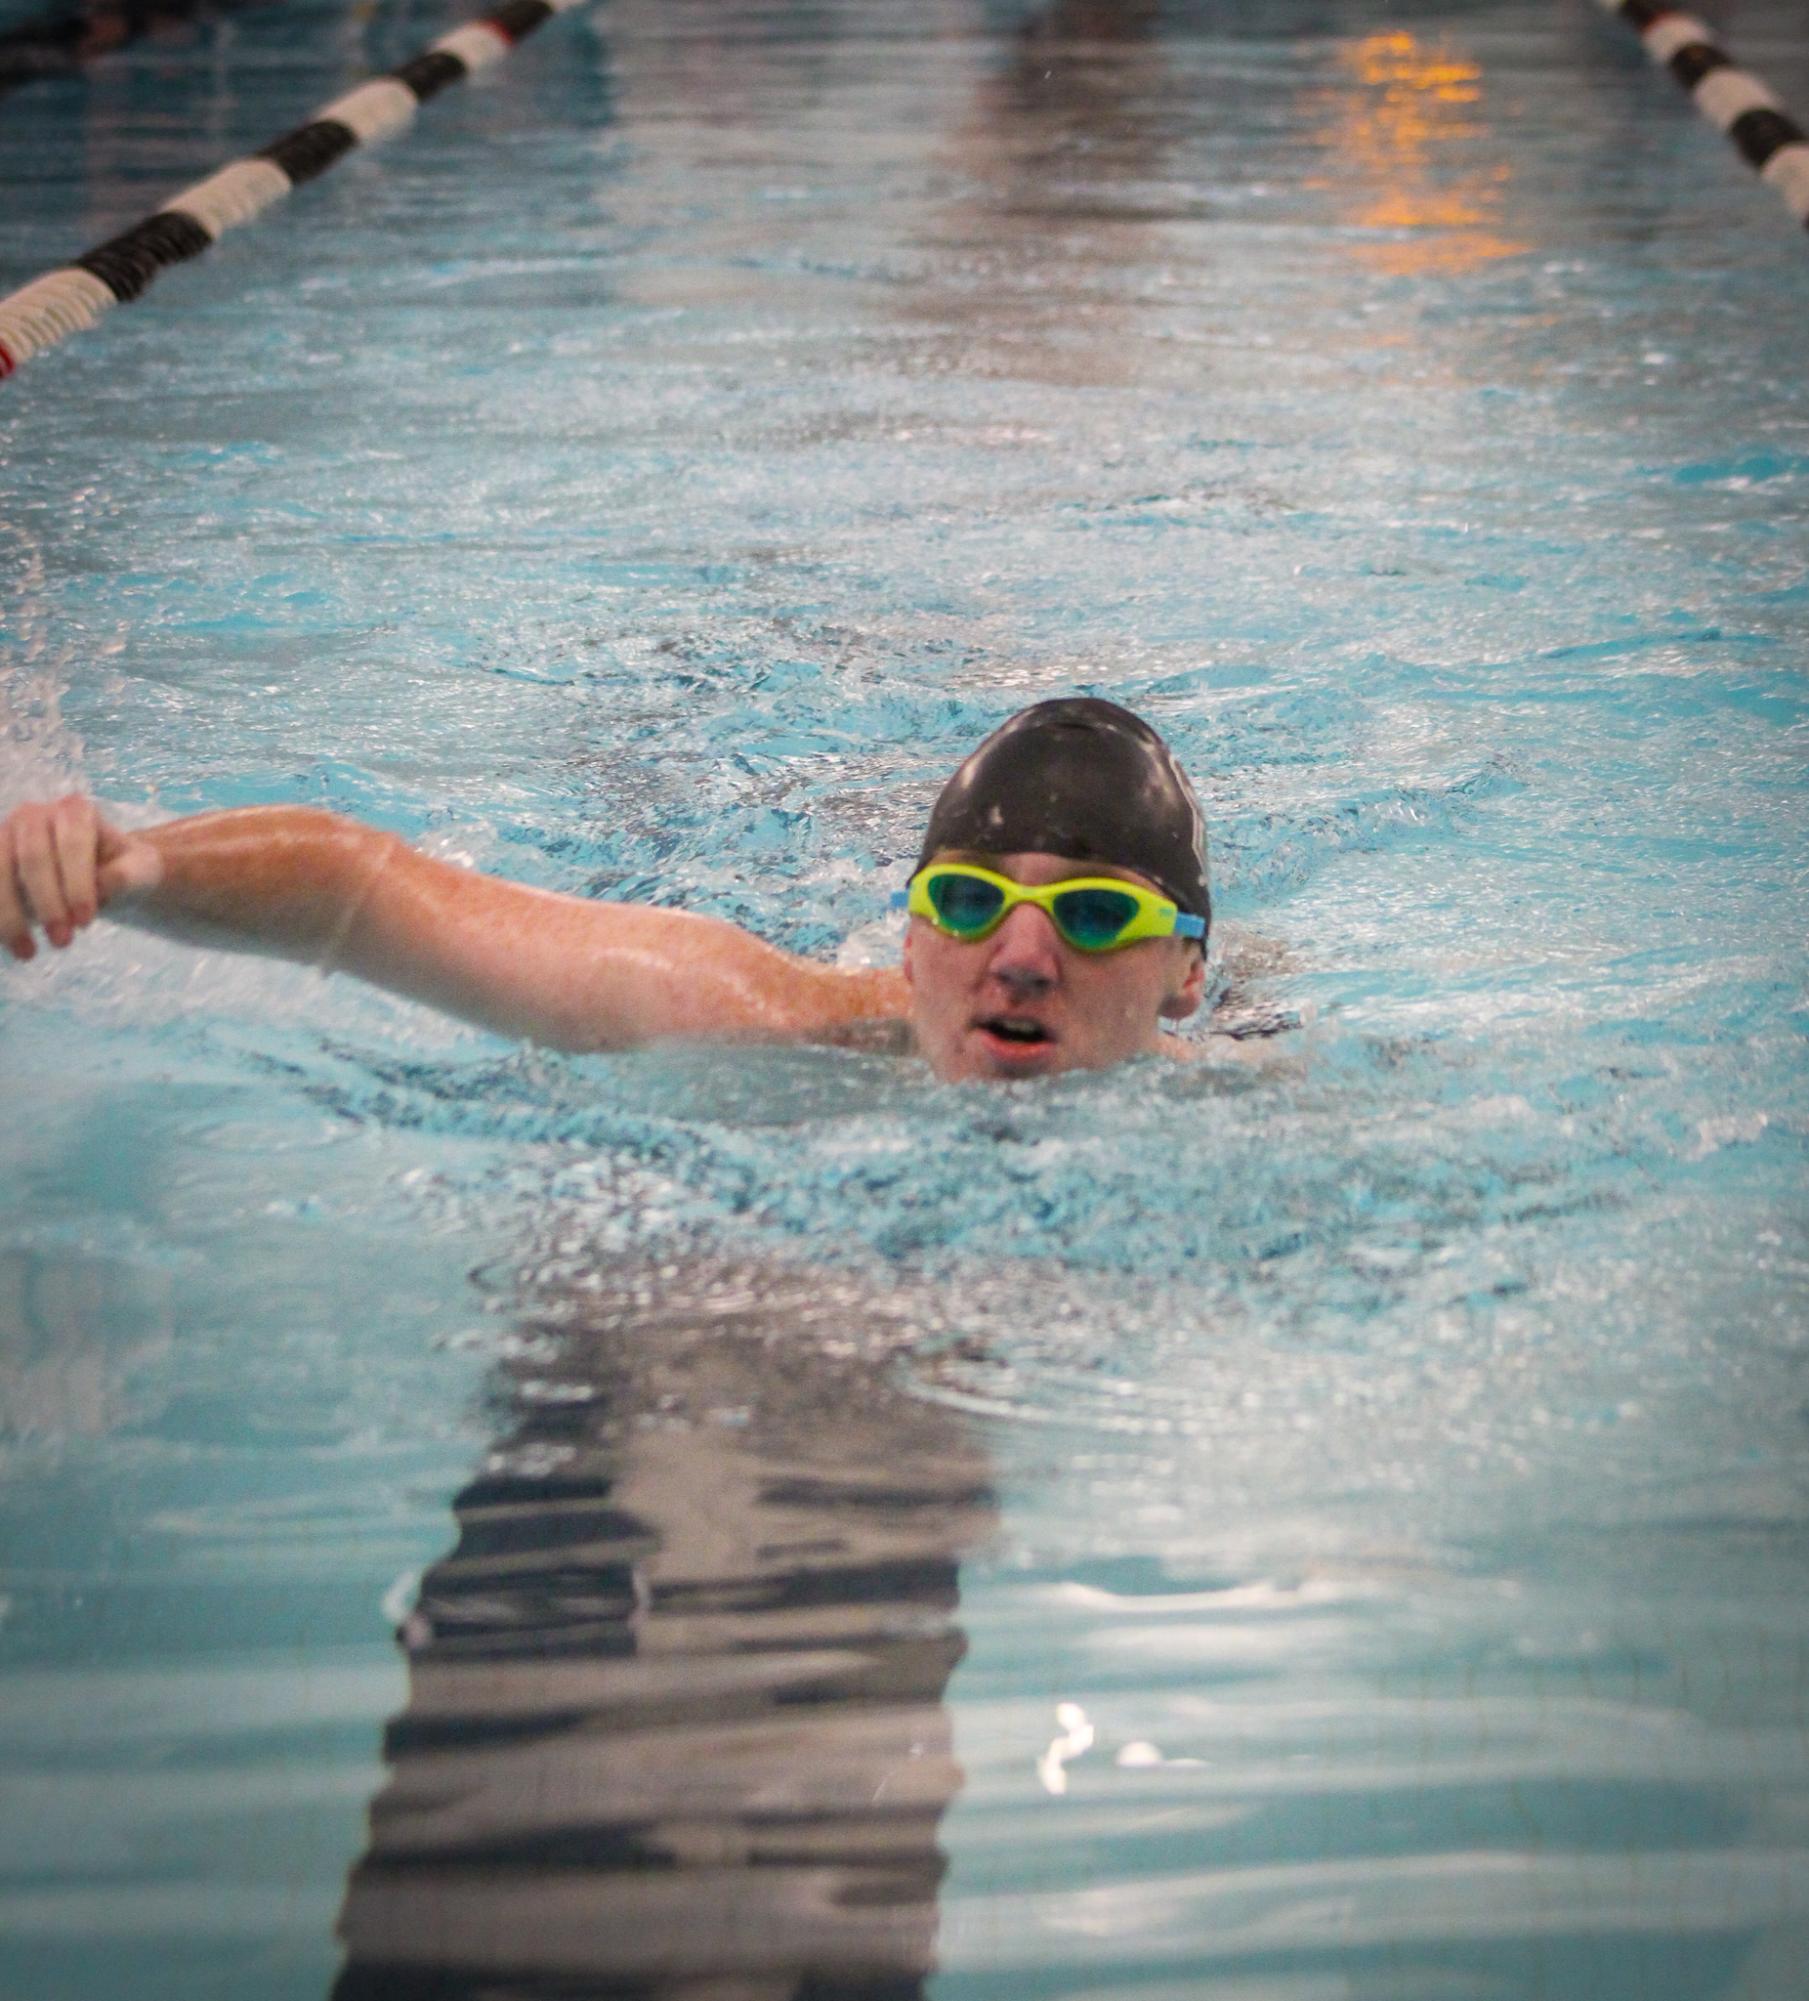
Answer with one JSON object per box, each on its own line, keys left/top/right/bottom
{"left": 1309, "top": 30, "right": 1529, "bottom": 277}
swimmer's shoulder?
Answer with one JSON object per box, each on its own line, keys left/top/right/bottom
{"left": 1163, "top": 1027, "right": 1296, "bottom": 1071}
{"left": 787, "top": 961, "right": 913, "bottom": 1050}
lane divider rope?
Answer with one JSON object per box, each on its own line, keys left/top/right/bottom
{"left": 0, "top": 0, "right": 590, "bottom": 382}
{"left": 1597, "top": 0, "right": 1809, "bottom": 234}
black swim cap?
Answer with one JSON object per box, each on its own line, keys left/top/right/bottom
{"left": 918, "top": 698, "right": 1210, "bottom": 938}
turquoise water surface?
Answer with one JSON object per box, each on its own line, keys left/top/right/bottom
{"left": 2, "top": 1, "right": 1807, "bottom": 1996}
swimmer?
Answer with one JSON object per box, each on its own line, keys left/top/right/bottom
{"left": 1, "top": 697, "right": 1239, "bottom": 1083}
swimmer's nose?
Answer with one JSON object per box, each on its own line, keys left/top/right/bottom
{"left": 985, "top": 900, "right": 1062, "bottom": 992}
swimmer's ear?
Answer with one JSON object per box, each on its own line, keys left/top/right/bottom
{"left": 1158, "top": 942, "right": 1206, "bottom": 1021}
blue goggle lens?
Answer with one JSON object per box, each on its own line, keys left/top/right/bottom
{"left": 1052, "top": 886, "right": 1141, "bottom": 948}
{"left": 928, "top": 872, "right": 1006, "bottom": 933}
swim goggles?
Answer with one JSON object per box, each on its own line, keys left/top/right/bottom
{"left": 892, "top": 862, "right": 1205, "bottom": 953}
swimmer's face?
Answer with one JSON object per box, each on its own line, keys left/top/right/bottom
{"left": 903, "top": 851, "right": 1206, "bottom": 1083}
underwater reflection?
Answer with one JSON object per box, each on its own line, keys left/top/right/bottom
{"left": 332, "top": 1256, "right": 996, "bottom": 1998}
{"left": 908, "top": 0, "right": 1176, "bottom": 390}
{"left": 0, "top": 0, "right": 270, "bottom": 97}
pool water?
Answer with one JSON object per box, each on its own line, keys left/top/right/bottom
{"left": 2, "top": 0, "right": 1807, "bottom": 1995}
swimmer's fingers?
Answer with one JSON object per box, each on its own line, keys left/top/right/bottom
{"left": 50, "top": 795, "right": 102, "bottom": 935}
{"left": 2, "top": 801, "right": 61, "bottom": 957}
{"left": 16, "top": 797, "right": 94, "bottom": 951}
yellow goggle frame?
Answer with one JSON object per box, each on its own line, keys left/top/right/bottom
{"left": 892, "top": 863, "right": 1205, "bottom": 954}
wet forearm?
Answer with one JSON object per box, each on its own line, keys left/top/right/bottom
{"left": 127, "top": 807, "right": 397, "bottom": 963}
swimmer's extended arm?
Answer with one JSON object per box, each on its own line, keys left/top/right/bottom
{"left": 0, "top": 798, "right": 907, "bottom": 1051}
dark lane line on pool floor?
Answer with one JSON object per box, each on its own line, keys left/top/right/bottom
{"left": 0, "top": 0, "right": 594, "bottom": 381}
{"left": 1598, "top": 0, "right": 1809, "bottom": 233}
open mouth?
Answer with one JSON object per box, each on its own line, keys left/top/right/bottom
{"left": 975, "top": 1015, "right": 1055, "bottom": 1052}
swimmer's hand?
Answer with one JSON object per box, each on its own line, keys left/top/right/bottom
{"left": 0, "top": 796, "right": 162, "bottom": 960}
